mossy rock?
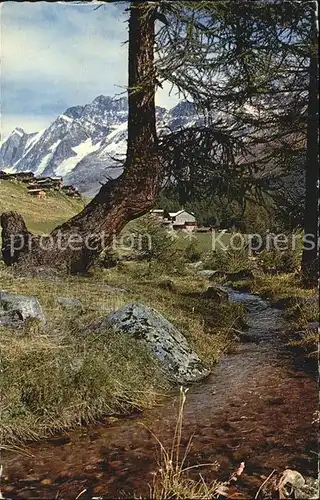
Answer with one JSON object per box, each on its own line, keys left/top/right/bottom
{"left": 102, "top": 302, "right": 210, "bottom": 384}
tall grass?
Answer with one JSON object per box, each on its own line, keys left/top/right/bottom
{"left": 0, "top": 267, "right": 171, "bottom": 444}
{"left": 145, "top": 388, "right": 222, "bottom": 499}
{"left": 0, "top": 323, "right": 169, "bottom": 444}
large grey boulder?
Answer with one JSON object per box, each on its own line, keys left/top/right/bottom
{"left": 0, "top": 291, "right": 46, "bottom": 325}
{"left": 0, "top": 311, "right": 22, "bottom": 327}
{"left": 105, "top": 303, "right": 210, "bottom": 384}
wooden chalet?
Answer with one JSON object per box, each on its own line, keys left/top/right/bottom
{"left": 28, "top": 189, "right": 47, "bottom": 200}
{"left": 34, "top": 177, "right": 63, "bottom": 191}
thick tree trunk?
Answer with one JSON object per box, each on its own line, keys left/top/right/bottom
{"left": 1, "top": 2, "right": 162, "bottom": 274}
{"left": 301, "top": 2, "right": 319, "bottom": 285}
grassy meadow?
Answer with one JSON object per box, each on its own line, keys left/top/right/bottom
{"left": 173, "top": 230, "right": 232, "bottom": 253}
{"left": 0, "top": 179, "right": 84, "bottom": 235}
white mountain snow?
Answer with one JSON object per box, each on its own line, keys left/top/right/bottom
{"left": 0, "top": 95, "right": 205, "bottom": 196}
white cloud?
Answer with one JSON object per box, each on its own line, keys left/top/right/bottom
{"left": 1, "top": 3, "right": 128, "bottom": 101}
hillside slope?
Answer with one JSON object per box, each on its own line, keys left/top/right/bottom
{"left": 0, "top": 180, "right": 84, "bottom": 235}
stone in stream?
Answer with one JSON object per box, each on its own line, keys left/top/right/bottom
{"left": 0, "top": 291, "right": 46, "bottom": 326}
{"left": 104, "top": 302, "right": 210, "bottom": 384}
{"left": 203, "top": 285, "right": 229, "bottom": 303}
{"left": 264, "top": 470, "right": 319, "bottom": 500}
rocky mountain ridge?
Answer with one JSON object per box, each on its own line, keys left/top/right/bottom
{"left": 1, "top": 95, "right": 205, "bottom": 197}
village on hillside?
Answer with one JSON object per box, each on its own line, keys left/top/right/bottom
{"left": 0, "top": 171, "right": 81, "bottom": 200}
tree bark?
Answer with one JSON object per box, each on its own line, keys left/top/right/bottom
{"left": 301, "top": 2, "right": 319, "bottom": 285}
{"left": 1, "top": 2, "right": 163, "bottom": 274}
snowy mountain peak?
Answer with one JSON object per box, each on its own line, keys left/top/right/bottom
{"left": 92, "top": 94, "right": 127, "bottom": 112}
{"left": 0, "top": 94, "right": 207, "bottom": 197}
{"left": 59, "top": 114, "right": 74, "bottom": 123}
{"left": 93, "top": 94, "right": 113, "bottom": 106}
{"left": 13, "top": 127, "right": 26, "bottom": 137}
{"left": 64, "top": 105, "right": 85, "bottom": 120}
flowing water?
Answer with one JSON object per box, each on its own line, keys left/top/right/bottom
{"left": 2, "top": 290, "right": 317, "bottom": 498}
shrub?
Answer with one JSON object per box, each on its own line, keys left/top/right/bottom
{"left": 121, "top": 216, "right": 188, "bottom": 276}
{"left": 258, "top": 248, "right": 301, "bottom": 273}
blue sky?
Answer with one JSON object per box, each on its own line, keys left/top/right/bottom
{"left": 0, "top": 2, "right": 180, "bottom": 138}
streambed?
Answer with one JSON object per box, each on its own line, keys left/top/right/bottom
{"left": 2, "top": 290, "right": 317, "bottom": 498}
